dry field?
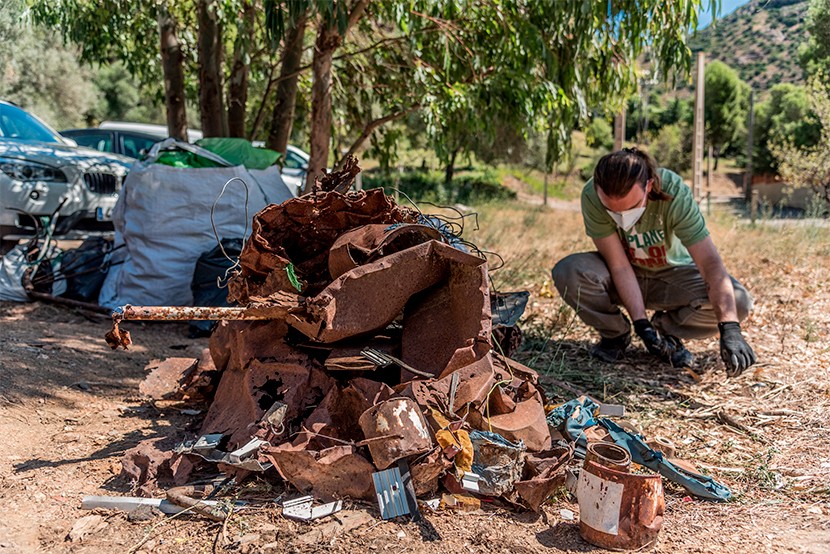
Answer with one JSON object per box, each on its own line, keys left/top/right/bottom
{"left": 0, "top": 195, "right": 829, "bottom": 553}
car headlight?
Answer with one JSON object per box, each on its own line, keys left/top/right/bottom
{"left": 0, "top": 158, "right": 67, "bottom": 183}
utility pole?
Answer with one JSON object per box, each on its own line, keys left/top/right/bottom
{"left": 614, "top": 110, "right": 626, "bottom": 151}
{"left": 744, "top": 90, "right": 755, "bottom": 205}
{"left": 691, "top": 52, "right": 705, "bottom": 202}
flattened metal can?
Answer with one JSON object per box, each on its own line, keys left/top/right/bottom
{"left": 359, "top": 398, "right": 433, "bottom": 469}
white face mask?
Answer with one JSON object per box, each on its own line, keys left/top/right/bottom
{"left": 606, "top": 206, "right": 646, "bottom": 232}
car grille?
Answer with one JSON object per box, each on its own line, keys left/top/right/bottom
{"left": 83, "top": 172, "right": 118, "bottom": 194}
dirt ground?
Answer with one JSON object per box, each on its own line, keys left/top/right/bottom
{"left": 1, "top": 190, "right": 830, "bottom": 553}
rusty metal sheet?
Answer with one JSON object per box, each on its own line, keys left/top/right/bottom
{"left": 139, "top": 358, "right": 198, "bottom": 400}
{"left": 402, "top": 244, "right": 492, "bottom": 378}
{"left": 469, "top": 381, "right": 551, "bottom": 452}
{"left": 200, "top": 350, "right": 333, "bottom": 450}
{"left": 289, "top": 240, "right": 488, "bottom": 345}
{"left": 514, "top": 473, "right": 566, "bottom": 512}
{"left": 228, "top": 189, "right": 418, "bottom": 303}
{"left": 303, "top": 379, "right": 394, "bottom": 444}
{"left": 410, "top": 447, "right": 452, "bottom": 497}
{"left": 577, "top": 460, "right": 665, "bottom": 550}
{"left": 328, "top": 223, "right": 443, "bottom": 280}
{"left": 264, "top": 444, "right": 376, "bottom": 502}
{"left": 121, "top": 438, "right": 175, "bottom": 497}
{"left": 524, "top": 445, "right": 573, "bottom": 479}
{"left": 358, "top": 398, "right": 434, "bottom": 470}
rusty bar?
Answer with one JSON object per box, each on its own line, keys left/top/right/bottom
{"left": 118, "top": 305, "right": 275, "bottom": 321}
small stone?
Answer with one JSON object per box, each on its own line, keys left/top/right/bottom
{"left": 127, "top": 504, "right": 159, "bottom": 522}
{"left": 560, "top": 508, "right": 575, "bottom": 521}
{"left": 396, "top": 530, "right": 406, "bottom": 539}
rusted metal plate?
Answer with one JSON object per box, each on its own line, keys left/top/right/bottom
{"left": 358, "top": 398, "right": 433, "bottom": 470}
{"left": 264, "top": 444, "right": 376, "bottom": 502}
{"left": 139, "top": 358, "right": 198, "bottom": 400}
{"left": 577, "top": 460, "right": 665, "bottom": 550}
{"left": 328, "top": 223, "right": 442, "bottom": 280}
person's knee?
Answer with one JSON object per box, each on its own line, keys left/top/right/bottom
{"left": 734, "top": 286, "right": 754, "bottom": 322}
{"left": 552, "top": 254, "right": 585, "bottom": 299}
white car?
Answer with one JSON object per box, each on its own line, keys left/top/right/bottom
{"left": 67, "top": 120, "right": 310, "bottom": 195}
{"left": 280, "top": 145, "right": 310, "bottom": 196}
{"left": 0, "top": 101, "right": 133, "bottom": 245}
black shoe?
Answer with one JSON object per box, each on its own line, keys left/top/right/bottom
{"left": 664, "top": 335, "right": 694, "bottom": 367}
{"left": 590, "top": 333, "right": 631, "bottom": 363}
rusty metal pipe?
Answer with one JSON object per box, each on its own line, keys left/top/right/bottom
{"left": 117, "top": 305, "right": 275, "bottom": 321}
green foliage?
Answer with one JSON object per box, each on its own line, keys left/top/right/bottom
{"left": 0, "top": 1, "right": 98, "bottom": 129}
{"left": 800, "top": 0, "right": 830, "bottom": 77}
{"left": 649, "top": 123, "right": 692, "bottom": 172}
{"left": 704, "top": 61, "right": 750, "bottom": 154}
{"left": 769, "top": 75, "right": 830, "bottom": 206}
{"left": 363, "top": 169, "right": 516, "bottom": 205}
{"left": 754, "top": 83, "right": 821, "bottom": 173}
{"left": 585, "top": 118, "right": 614, "bottom": 150}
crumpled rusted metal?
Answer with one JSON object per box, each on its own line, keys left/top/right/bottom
{"left": 328, "top": 223, "right": 442, "bottom": 280}
{"left": 114, "top": 186, "right": 558, "bottom": 504}
{"left": 264, "top": 442, "right": 376, "bottom": 502}
{"left": 228, "top": 189, "right": 418, "bottom": 303}
{"left": 121, "top": 438, "right": 177, "bottom": 497}
{"left": 199, "top": 341, "right": 334, "bottom": 450}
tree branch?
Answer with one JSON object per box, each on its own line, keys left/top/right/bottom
{"left": 335, "top": 105, "right": 421, "bottom": 170}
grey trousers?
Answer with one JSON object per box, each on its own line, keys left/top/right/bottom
{"left": 551, "top": 252, "right": 753, "bottom": 340}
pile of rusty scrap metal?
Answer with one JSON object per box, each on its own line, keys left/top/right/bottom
{"left": 109, "top": 186, "right": 567, "bottom": 513}
{"left": 103, "top": 178, "right": 737, "bottom": 550}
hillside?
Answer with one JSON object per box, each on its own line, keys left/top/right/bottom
{"left": 689, "top": 0, "right": 808, "bottom": 91}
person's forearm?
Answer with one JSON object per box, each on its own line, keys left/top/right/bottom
{"left": 705, "top": 266, "right": 739, "bottom": 322}
{"left": 608, "top": 264, "right": 647, "bottom": 321}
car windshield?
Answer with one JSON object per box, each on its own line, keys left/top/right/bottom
{"left": 0, "top": 104, "right": 62, "bottom": 143}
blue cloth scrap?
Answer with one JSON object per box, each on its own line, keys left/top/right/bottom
{"left": 599, "top": 418, "right": 733, "bottom": 502}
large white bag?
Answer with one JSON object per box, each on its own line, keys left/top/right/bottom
{"left": 99, "top": 161, "right": 291, "bottom": 309}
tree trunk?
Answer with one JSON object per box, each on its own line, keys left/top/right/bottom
{"left": 227, "top": 1, "right": 255, "bottom": 138}
{"left": 306, "top": 25, "right": 340, "bottom": 191}
{"left": 305, "top": 0, "right": 369, "bottom": 193}
{"left": 198, "top": 0, "right": 227, "bottom": 137}
{"left": 267, "top": 15, "right": 307, "bottom": 156}
{"left": 714, "top": 147, "right": 720, "bottom": 171}
{"left": 158, "top": 6, "right": 187, "bottom": 142}
{"left": 445, "top": 147, "right": 460, "bottom": 184}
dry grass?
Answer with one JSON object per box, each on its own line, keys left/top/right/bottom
{"left": 464, "top": 199, "right": 830, "bottom": 512}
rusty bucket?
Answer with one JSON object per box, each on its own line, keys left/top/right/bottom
{"left": 358, "top": 398, "right": 433, "bottom": 469}
{"left": 585, "top": 441, "right": 631, "bottom": 472}
{"left": 576, "top": 460, "right": 665, "bottom": 550}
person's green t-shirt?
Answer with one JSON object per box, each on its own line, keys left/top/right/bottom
{"left": 581, "top": 168, "right": 709, "bottom": 271}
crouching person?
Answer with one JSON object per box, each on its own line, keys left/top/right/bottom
{"left": 552, "top": 147, "right": 756, "bottom": 376}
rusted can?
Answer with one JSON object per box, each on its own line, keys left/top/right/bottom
{"left": 576, "top": 460, "right": 664, "bottom": 550}
{"left": 358, "top": 398, "right": 433, "bottom": 469}
{"left": 585, "top": 441, "right": 631, "bottom": 472}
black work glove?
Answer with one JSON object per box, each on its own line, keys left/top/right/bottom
{"left": 633, "top": 319, "right": 672, "bottom": 359}
{"left": 718, "top": 322, "right": 757, "bottom": 377}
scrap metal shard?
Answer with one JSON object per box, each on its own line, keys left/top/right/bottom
{"left": 140, "top": 358, "right": 198, "bottom": 400}
{"left": 264, "top": 444, "right": 375, "bottom": 502}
